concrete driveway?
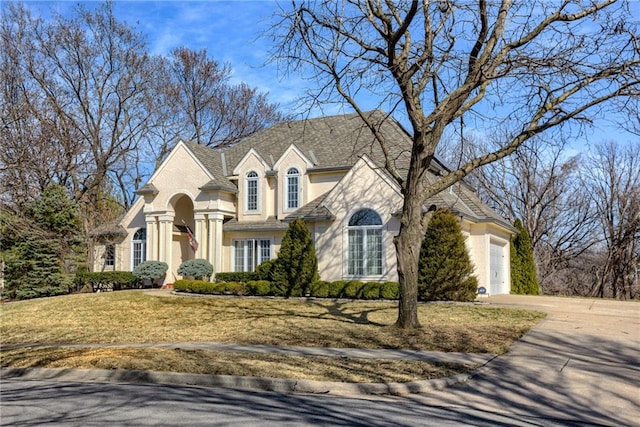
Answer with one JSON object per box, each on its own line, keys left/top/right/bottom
{"left": 411, "top": 295, "right": 640, "bottom": 426}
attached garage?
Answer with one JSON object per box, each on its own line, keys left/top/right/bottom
{"left": 489, "top": 241, "right": 509, "bottom": 295}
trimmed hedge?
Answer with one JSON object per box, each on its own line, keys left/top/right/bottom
{"left": 74, "top": 271, "right": 138, "bottom": 292}
{"left": 174, "top": 280, "right": 246, "bottom": 295}
{"left": 178, "top": 277, "right": 400, "bottom": 300}
{"left": 215, "top": 272, "right": 258, "bottom": 283}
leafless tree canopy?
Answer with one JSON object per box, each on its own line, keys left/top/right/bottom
{"left": 0, "top": 1, "right": 286, "bottom": 213}
{"left": 583, "top": 141, "right": 640, "bottom": 299}
{"left": 272, "top": 0, "right": 640, "bottom": 326}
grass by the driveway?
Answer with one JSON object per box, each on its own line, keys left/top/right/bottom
{"left": 0, "top": 291, "right": 545, "bottom": 382}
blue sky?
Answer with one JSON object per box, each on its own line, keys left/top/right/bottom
{"left": 26, "top": 1, "right": 306, "bottom": 110}
{"left": 18, "top": 1, "right": 640, "bottom": 151}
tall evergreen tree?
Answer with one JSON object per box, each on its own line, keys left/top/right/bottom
{"left": 271, "top": 218, "right": 318, "bottom": 298}
{"left": 511, "top": 219, "right": 540, "bottom": 295}
{"left": 418, "top": 210, "right": 478, "bottom": 301}
{"left": 1, "top": 184, "right": 83, "bottom": 299}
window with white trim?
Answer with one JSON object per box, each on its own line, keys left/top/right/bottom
{"left": 105, "top": 244, "right": 115, "bottom": 267}
{"left": 286, "top": 167, "right": 300, "bottom": 210}
{"left": 347, "top": 209, "right": 383, "bottom": 276}
{"left": 246, "top": 171, "right": 259, "bottom": 212}
{"left": 132, "top": 228, "right": 146, "bottom": 269}
{"left": 233, "top": 239, "right": 271, "bottom": 272}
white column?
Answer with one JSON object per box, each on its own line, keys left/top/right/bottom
{"left": 158, "top": 214, "right": 174, "bottom": 271}
{"left": 208, "top": 213, "right": 224, "bottom": 274}
{"left": 145, "top": 215, "right": 158, "bottom": 261}
{"left": 194, "top": 213, "right": 207, "bottom": 259}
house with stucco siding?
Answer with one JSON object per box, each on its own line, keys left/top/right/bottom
{"left": 93, "top": 111, "right": 515, "bottom": 295}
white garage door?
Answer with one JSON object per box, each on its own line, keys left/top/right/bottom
{"left": 489, "top": 242, "right": 507, "bottom": 295}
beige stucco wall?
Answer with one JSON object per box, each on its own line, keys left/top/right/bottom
{"left": 462, "top": 221, "right": 512, "bottom": 294}
{"left": 275, "top": 147, "right": 311, "bottom": 220}
{"left": 317, "top": 158, "right": 403, "bottom": 282}
{"left": 148, "top": 144, "right": 213, "bottom": 214}
{"left": 308, "top": 171, "right": 345, "bottom": 200}
{"left": 234, "top": 151, "right": 270, "bottom": 222}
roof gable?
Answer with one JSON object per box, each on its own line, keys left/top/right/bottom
{"left": 143, "top": 140, "right": 213, "bottom": 187}
{"left": 273, "top": 144, "right": 315, "bottom": 171}
{"left": 232, "top": 148, "right": 270, "bottom": 176}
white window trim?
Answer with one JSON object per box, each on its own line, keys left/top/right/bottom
{"left": 131, "top": 228, "right": 147, "bottom": 270}
{"left": 344, "top": 209, "right": 385, "bottom": 278}
{"left": 284, "top": 166, "right": 302, "bottom": 212}
{"left": 232, "top": 238, "right": 272, "bottom": 272}
{"left": 245, "top": 170, "right": 260, "bottom": 214}
{"left": 104, "top": 244, "right": 116, "bottom": 268}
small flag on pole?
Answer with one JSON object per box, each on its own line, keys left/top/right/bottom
{"left": 184, "top": 222, "right": 198, "bottom": 253}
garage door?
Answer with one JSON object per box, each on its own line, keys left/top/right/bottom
{"left": 489, "top": 242, "right": 507, "bottom": 295}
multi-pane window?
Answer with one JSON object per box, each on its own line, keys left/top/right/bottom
{"left": 246, "top": 171, "right": 258, "bottom": 212}
{"left": 347, "top": 209, "right": 383, "bottom": 276}
{"left": 132, "top": 228, "right": 146, "bottom": 269}
{"left": 286, "top": 167, "right": 300, "bottom": 209}
{"left": 234, "top": 239, "right": 271, "bottom": 272}
{"left": 105, "top": 244, "right": 115, "bottom": 267}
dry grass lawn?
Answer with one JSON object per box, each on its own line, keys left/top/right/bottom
{"left": 0, "top": 291, "right": 545, "bottom": 383}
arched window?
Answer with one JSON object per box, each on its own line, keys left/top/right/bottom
{"left": 246, "top": 171, "right": 259, "bottom": 212}
{"left": 286, "top": 167, "right": 300, "bottom": 209}
{"left": 347, "top": 209, "right": 383, "bottom": 276}
{"left": 132, "top": 228, "right": 146, "bottom": 269}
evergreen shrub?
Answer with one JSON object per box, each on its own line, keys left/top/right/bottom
{"left": 132, "top": 261, "right": 168, "bottom": 281}
{"left": 271, "top": 218, "right": 319, "bottom": 298}
{"left": 1, "top": 185, "right": 84, "bottom": 300}
{"left": 309, "top": 281, "right": 330, "bottom": 298}
{"left": 255, "top": 259, "right": 276, "bottom": 281}
{"left": 379, "top": 281, "right": 399, "bottom": 300}
{"left": 74, "top": 271, "right": 137, "bottom": 291}
{"left": 510, "top": 219, "right": 540, "bottom": 295}
{"left": 418, "top": 209, "right": 479, "bottom": 301}
{"left": 246, "top": 280, "right": 272, "bottom": 296}
{"left": 327, "top": 280, "right": 348, "bottom": 298}
{"left": 215, "top": 272, "right": 258, "bottom": 283}
{"left": 178, "top": 258, "right": 213, "bottom": 280}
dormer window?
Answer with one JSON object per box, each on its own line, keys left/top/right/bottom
{"left": 246, "top": 171, "right": 259, "bottom": 212}
{"left": 286, "top": 167, "right": 300, "bottom": 210}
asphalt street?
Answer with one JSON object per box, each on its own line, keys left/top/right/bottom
{"left": 1, "top": 295, "right": 638, "bottom": 426}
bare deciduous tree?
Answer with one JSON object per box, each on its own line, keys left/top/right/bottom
{"left": 441, "top": 135, "right": 599, "bottom": 294}
{"left": 272, "top": 0, "right": 640, "bottom": 327}
{"left": 583, "top": 141, "right": 640, "bottom": 299}
{"left": 166, "top": 47, "right": 286, "bottom": 148}
{"left": 1, "top": 1, "right": 152, "bottom": 212}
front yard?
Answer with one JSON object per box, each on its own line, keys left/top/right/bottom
{"left": 0, "top": 291, "right": 545, "bottom": 383}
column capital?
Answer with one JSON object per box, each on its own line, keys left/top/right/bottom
{"left": 209, "top": 212, "right": 225, "bottom": 221}
{"left": 157, "top": 213, "right": 174, "bottom": 222}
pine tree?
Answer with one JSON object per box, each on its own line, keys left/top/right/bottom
{"left": 510, "top": 219, "right": 540, "bottom": 295}
{"left": 418, "top": 209, "right": 478, "bottom": 301}
{"left": 271, "top": 218, "right": 319, "bottom": 298}
{"left": 1, "top": 184, "right": 83, "bottom": 299}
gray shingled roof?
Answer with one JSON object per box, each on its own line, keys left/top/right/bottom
{"left": 223, "top": 216, "right": 289, "bottom": 232}
{"left": 167, "top": 111, "right": 511, "bottom": 231}
{"left": 182, "top": 142, "right": 237, "bottom": 192}
{"left": 284, "top": 193, "right": 334, "bottom": 222}
{"left": 223, "top": 110, "right": 412, "bottom": 175}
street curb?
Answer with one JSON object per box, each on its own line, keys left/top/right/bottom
{"left": 0, "top": 361, "right": 495, "bottom": 396}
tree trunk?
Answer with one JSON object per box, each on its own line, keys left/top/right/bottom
{"left": 394, "top": 178, "right": 433, "bottom": 329}
{"left": 394, "top": 224, "right": 422, "bottom": 328}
